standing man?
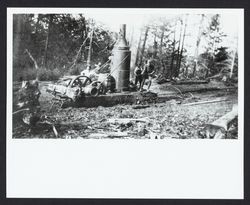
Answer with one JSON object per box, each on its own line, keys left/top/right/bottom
{"left": 141, "top": 60, "right": 155, "bottom": 91}
{"left": 134, "top": 64, "right": 143, "bottom": 90}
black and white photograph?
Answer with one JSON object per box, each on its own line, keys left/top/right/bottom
{"left": 6, "top": 8, "right": 244, "bottom": 199}
{"left": 10, "top": 9, "right": 242, "bottom": 140}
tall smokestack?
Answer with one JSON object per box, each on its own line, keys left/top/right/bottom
{"left": 111, "top": 24, "right": 131, "bottom": 92}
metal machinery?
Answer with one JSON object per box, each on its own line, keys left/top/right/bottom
{"left": 111, "top": 24, "right": 131, "bottom": 92}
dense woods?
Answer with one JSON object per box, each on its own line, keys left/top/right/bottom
{"left": 131, "top": 14, "right": 238, "bottom": 81}
{"left": 13, "top": 14, "right": 115, "bottom": 81}
{"left": 13, "top": 13, "right": 238, "bottom": 82}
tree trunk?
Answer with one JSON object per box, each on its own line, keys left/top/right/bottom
{"left": 13, "top": 14, "right": 23, "bottom": 58}
{"left": 139, "top": 26, "right": 149, "bottom": 65}
{"left": 79, "top": 15, "right": 87, "bottom": 62}
{"left": 193, "top": 14, "right": 204, "bottom": 77}
{"left": 176, "top": 15, "right": 188, "bottom": 77}
{"left": 159, "top": 28, "right": 165, "bottom": 74}
{"left": 153, "top": 30, "right": 157, "bottom": 59}
{"left": 170, "top": 21, "right": 177, "bottom": 78}
{"left": 159, "top": 27, "right": 164, "bottom": 56}
{"left": 230, "top": 38, "right": 238, "bottom": 78}
{"left": 44, "top": 14, "right": 53, "bottom": 69}
{"left": 86, "top": 27, "right": 94, "bottom": 69}
{"left": 176, "top": 18, "right": 183, "bottom": 75}
{"left": 205, "top": 38, "right": 216, "bottom": 79}
{"left": 230, "top": 50, "right": 237, "bottom": 78}
{"left": 129, "top": 26, "right": 134, "bottom": 47}
{"left": 135, "top": 29, "right": 143, "bottom": 66}
{"left": 79, "top": 14, "right": 87, "bottom": 38}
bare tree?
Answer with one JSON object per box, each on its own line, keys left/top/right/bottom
{"left": 153, "top": 28, "right": 158, "bottom": 59}
{"left": 176, "top": 18, "right": 183, "bottom": 71}
{"left": 176, "top": 15, "right": 188, "bottom": 77}
{"left": 230, "top": 40, "right": 238, "bottom": 78}
{"left": 170, "top": 20, "right": 178, "bottom": 78}
{"left": 159, "top": 26, "right": 165, "bottom": 73}
{"left": 44, "top": 14, "right": 54, "bottom": 69}
{"left": 193, "top": 14, "right": 205, "bottom": 77}
{"left": 86, "top": 26, "right": 94, "bottom": 69}
{"left": 139, "top": 26, "right": 149, "bottom": 65}
{"left": 135, "top": 29, "right": 143, "bottom": 66}
{"left": 159, "top": 26, "right": 165, "bottom": 56}
{"left": 79, "top": 15, "right": 87, "bottom": 62}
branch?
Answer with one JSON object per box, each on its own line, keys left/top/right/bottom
{"left": 200, "top": 63, "right": 208, "bottom": 70}
{"left": 24, "top": 49, "right": 39, "bottom": 70}
{"left": 68, "top": 36, "right": 89, "bottom": 70}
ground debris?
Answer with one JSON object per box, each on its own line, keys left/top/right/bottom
{"left": 13, "top": 80, "right": 238, "bottom": 139}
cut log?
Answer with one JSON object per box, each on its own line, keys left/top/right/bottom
{"left": 173, "top": 80, "right": 209, "bottom": 85}
{"left": 198, "top": 104, "right": 238, "bottom": 139}
{"left": 182, "top": 98, "right": 230, "bottom": 106}
{"left": 132, "top": 105, "right": 150, "bottom": 109}
{"left": 88, "top": 131, "right": 128, "bottom": 138}
{"left": 108, "top": 118, "right": 149, "bottom": 124}
{"left": 88, "top": 133, "right": 109, "bottom": 138}
{"left": 211, "top": 104, "right": 238, "bottom": 130}
{"left": 106, "top": 131, "right": 128, "bottom": 138}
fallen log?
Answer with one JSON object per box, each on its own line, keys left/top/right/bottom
{"left": 198, "top": 104, "right": 238, "bottom": 139}
{"left": 88, "top": 131, "right": 128, "bottom": 138}
{"left": 173, "top": 79, "right": 209, "bottom": 85}
{"left": 13, "top": 108, "right": 30, "bottom": 115}
{"left": 132, "top": 105, "right": 150, "bottom": 109}
{"left": 211, "top": 104, "right": 238, "bottom": 130}
{"left": 108, "top": 118, "right": 149, "bottom": 124}
{"left": 182, "top": 98, "right": 230, "bottom": 106}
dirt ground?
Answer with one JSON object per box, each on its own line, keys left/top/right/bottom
{"left": 13, "top": 80, "right": 238, "bottom": 139}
